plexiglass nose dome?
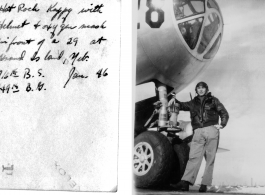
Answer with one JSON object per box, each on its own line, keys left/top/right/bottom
{"left": 172, "top": 0, "right": 223, "bottom": 60}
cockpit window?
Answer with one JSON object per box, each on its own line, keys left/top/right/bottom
{"left": 173, "top": 0, "right": 205, "bottom": 20}
{"left": 203, "top": 34, "right": 221, "bottom": 59}
{"left": 178, "top": 17, "right": 203, "bottom": 49}
{"left": 198, "top": 12, "right": 220, "bottom": 54}
{"left": 207, "top": 0, "right": 220, "bottom": 12}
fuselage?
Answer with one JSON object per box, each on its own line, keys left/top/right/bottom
{"left": 136, "top": 0, "right": 223, "bottom": 93}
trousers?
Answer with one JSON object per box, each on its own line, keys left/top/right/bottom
{"left": 181, "top": 125, "right": 219, "bottom": 185}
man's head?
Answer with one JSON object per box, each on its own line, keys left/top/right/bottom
{"left": 195, "top": 82, "right": 208, "bottom": 96}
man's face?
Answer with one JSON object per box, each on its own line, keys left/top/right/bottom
{"left": 196, "top": 85, "right": 207, "bottom": 96}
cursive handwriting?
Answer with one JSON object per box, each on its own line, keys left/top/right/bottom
{"left": 0, "top": 67, "right": 46, "bottom": 94}
{"left": 0, "top": 19, "right": 30, "bottom": 30}
{"left": 0, "top": 50, "right": 26, "bottom": 61}
{"left": 78, "top": 4, "right": 104, "bottom": 14}
{"left": 44, "top": 50, "right": 64, "bottom": 60}
{"left": 41, "top": 22, "right": 77, "bottom": 38}
{"left": 42, "top": 23, "right": 58, "bottom": 38}
{"left": 0, "top": 4, "right": 16, "bottom": 13}
{"left": 57, "top": 23, "right": 77, "bottom": 36}
{"left": 0, "top": 1, "right": 110, "bottom": 92}
{"left": 30, "top": 39, "right": 45, "bottom": 62}
{"left": 90, "top": 36, "right": 107, "bottom": 45}
{"left": 0, "top": 68, "right": 19, "bottom": 79}
{"left": 79, "top": 21, "right": 106, "bottom": 29}
{"left": 64, "top": 66, "right": 88, "bottom": 88}
{"left": 6, "top": 36, "right": 35, "bottom": 52}
{"left": 0, "top": 3, "right": 40, "bottom": 13}
{"left": 67, "top": 51, "right": 89, "bottom": 66}
{"left": 47, "top": 2, "right": 72, "bottom": 23}
{"left": 18, "top": 3, "right": 39, "bottom": 12}
{"left": 0, "top": 38, "right": 8, "bottom": 44}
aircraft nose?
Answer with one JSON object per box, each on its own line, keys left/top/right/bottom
{"left": 173, "top": 0, "right": 223, "bottom": 60}
{"left": 197, "top": 10, "right": 223, "bottom": 59}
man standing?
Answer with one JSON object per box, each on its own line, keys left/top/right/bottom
{"left": 169, "top": 81, "right": 229, "bottom": 192}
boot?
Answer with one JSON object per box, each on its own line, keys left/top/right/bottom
{"left": 199, "top": 184, "right": 207, "bottom": 192}
{"left": 170, "top": 180, "right": 189, "bottom": 191}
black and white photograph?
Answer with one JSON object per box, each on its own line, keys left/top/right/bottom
{"left": 133, "top": 0, "right": 265, "bottom": 194}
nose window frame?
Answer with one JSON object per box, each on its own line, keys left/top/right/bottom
{"left": 178, "top": 17, "right": 204, "bottom": 49}
{"left": 173, "top": 0, "right": 205, "bottom": 20}
{"left": 171, "top": 0, "right": 223, "bottom": 61}
{"left": 203, "top": 33, "right": 221, "bottom": 59}
{"left": 197, "top": 12, "right": 220, "bottom": 54}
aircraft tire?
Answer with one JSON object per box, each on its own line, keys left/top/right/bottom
{"left": 133, "top": 131, "right": 174, "bottom": 188}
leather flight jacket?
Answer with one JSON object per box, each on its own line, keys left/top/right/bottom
{"left": 175, "top": 92, "right": 229, "bottom": 130}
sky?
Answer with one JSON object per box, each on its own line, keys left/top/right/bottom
{"left": 176, "top": 0, "right": 265, "bottom": 186}
{"left": 135, "top": 0, "right": 265, "bottom": 186}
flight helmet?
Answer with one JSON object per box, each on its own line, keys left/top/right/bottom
{"left": 195, "top": 81, "right": 209, "bottom": 94}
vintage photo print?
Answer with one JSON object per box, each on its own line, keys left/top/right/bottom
{"left": 133, "top": 0, "right": 265, "bottom": 194}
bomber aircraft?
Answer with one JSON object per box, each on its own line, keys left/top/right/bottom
{"left": 134, "top": 0, "right": 226, "bottom": 189}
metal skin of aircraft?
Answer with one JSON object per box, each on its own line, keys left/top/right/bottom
{"left": 135, "top": 0, "right": 224, "bottom": 136}
{"left": 134, "top": 0, "right": 226, "bottom": 189}
{"left": 137, "top": 0, "right": 223, "bottom": 88}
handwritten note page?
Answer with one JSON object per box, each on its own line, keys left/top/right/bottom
{"left": 0, "top": 0, "right": 120, "bottom": 191}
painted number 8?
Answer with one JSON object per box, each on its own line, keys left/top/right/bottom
{"left": 146, "top": 0, "right": 164, "bottom": 28}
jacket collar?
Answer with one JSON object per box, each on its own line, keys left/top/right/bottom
{"left": 194, "top": 92, "right": 212, "bottom": 102}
